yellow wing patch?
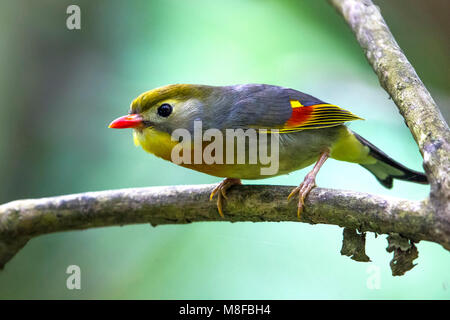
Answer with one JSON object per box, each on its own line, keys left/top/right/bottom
{"left": 290, "top": 100, "right": 304, "bottom": 108}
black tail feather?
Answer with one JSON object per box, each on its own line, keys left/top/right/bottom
{"left": 353, "top": 133, "right": 428, "bottom": 189}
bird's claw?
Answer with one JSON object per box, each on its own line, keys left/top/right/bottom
{"left": 288, "top": 172, "right": 317, "bottom": 219}
{"left": 210, "top": 178, "right": 241, "bottom": 218}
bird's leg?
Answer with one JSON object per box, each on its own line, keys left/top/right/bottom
{"left": 288, "top": 150, "right": 330, "bottom": 219}
{"left": 210, "top": 178, "right": 242, "bottom": 218}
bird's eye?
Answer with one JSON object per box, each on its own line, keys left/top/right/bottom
{"left": 157, "top": 103, "right": 172, "bottom": 117}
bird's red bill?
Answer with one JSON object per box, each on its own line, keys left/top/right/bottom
{"left": 108, "top": 114, "right": 143, "bottom": 129}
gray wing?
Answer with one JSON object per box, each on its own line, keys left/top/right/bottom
{"left": 211, "top": 84, "right": 327, "bottom": 129}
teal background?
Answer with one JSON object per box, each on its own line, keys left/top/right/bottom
{"left": 0, "top": 0, "right": 449, "bottom": 299}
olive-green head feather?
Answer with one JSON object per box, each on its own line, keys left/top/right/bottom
{"left": 129, "top": 84, "right": 215, "bottom": 134}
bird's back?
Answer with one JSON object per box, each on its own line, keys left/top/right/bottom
{"left": 204, "top": 84, "right": 328, "bottom": 131}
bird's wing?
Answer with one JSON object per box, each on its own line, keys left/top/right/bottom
{"left": 221, "top": 85, "right": 362, "bottom": 132}
{"left": 279, "top": 99, "right": 363, "bottom": 132}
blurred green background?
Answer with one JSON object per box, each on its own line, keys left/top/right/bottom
{"left": 0, "top": 0, "right": 449, "bottom": 299}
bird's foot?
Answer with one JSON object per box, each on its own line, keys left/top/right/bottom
{"left": 287, "top": 150, "right": 330, "bottom": 219}
{"left": 210, "top": 178, "right": 242, "bottom": 218}
{"left": 287, "top": 172, "right": 317, "bottom": 219}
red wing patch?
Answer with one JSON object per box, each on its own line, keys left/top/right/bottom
{"left": 280, "top": 100, "right": 363, "bottom": 132}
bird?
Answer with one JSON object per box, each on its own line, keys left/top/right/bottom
{"left": 109, "top": 84, "right": 428, "bottom": 218}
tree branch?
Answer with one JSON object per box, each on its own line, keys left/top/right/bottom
{"left": 0, "top": 0, "right": 448, "bottom": 273}
{"left": 0, "top": 184, "right": 439, "bottom": 269}
{"left": 329, "top": 0, "right": 450, "bottom": 229}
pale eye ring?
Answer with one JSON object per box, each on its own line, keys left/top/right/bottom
{"left": 157, "top": 103, "right": 172, "bottom": 117}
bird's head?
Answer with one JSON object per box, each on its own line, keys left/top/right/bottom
{"left": 109, "top": 84, "right": 215, "bottom": 135}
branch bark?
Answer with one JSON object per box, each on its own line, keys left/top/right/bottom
{"left": 0, "top": 0, "right": 448, "bottom": 272}
{"left": 329, "top": 0, "right": 450, "bottom": 235}
{"left": 0, "top": 184, "right": 437, "bottom": 269}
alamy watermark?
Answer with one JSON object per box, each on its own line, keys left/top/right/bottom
{"left": 366, "top": 264, "right": 381, "bottom": 290}
{"left": 169, "top": 120, "right": 280, "bottom": 175}
{"left": 66, "top": 5, "right": 81, "bottom": 30}
{"left": 66, "top": 265, "right": 81, "bottom": 290}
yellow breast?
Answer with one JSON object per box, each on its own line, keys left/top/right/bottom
{"left": 133, "top": 128, "right": 251, "bottom": 178}
{"left": 133, "top": 128, "right": 178, "bottom": 162}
